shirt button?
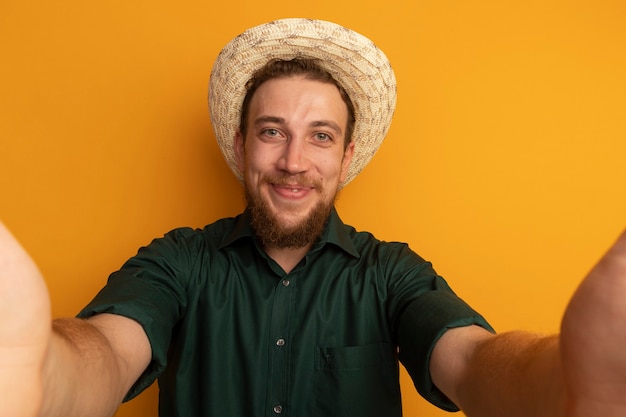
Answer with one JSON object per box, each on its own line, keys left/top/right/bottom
{"left": 282, "top": 279, "right": 290, "bottom": 287}
{"left": 273, "top": 404, "right": 283, "bottom": 414}
{"left": 276, "top": 338, "right": 285, "bottom": 347}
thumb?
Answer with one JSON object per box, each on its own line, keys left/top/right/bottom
{"left": 0, "top": 221, "right": 51, "bottom": 345}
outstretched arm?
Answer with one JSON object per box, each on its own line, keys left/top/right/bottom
{"left": 431, "top": 326, "right": 564, "bottom": 417}
{"left": 561, "top": 229, "right": 626, "bottom": 416}
{"left": 0, "top": 222, "right": 151, "bottom": 417}
{"left": 430, "top": 229, "right": 626, "bottom": 417}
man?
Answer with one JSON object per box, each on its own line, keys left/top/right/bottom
{"left": 1, "top": 18, "right": 625, "bottom": 417}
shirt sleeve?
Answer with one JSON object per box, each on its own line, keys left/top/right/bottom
{"left": 388, "top": 245, "right": 494, "bottom": 412}
{"left": 77, "top": 227, "right": 198, "bottom": 401}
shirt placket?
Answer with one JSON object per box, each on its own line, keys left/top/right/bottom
{"left": 266, "top": 272, "right": 296, "bottom": 416}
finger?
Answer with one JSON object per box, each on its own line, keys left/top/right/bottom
{"left": 0, "top": 221, "right": 41, "bottom": 281}
{"left": 589, "top": 229, "right": 626, "bottom": 284}
{"left": 0, "top": 221, "right": 50, "bottom": 344}
{"left": 607, "top": 229, "right": 626, "bottom": 255}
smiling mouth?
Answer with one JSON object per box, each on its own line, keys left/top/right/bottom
{"left": 268, "top": 182, "right": 319, "bottom": 201}
{"left": 263, "top": 174, "right": 321, "bottom": 195}
{"left": 274, "top": 184, "right": 313, "bottom": 192}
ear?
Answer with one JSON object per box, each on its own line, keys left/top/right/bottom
{"left": 234, "top": 129, "right": 245, "bottom": 172}
{"left": 339, "top": 141, "right": 355, "bottom": 184}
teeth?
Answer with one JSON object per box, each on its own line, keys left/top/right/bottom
{"left": 291, "top": 189, "right": 299, "bottom": 193}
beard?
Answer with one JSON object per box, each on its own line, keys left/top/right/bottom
{"left": 245, "top": 174, "right": 337, "bottom": 249}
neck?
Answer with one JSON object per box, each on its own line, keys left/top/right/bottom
{"left": 265, "top": 244, "right": 313, "bottom": 274}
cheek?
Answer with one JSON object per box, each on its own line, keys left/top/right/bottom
{"left": 243, "top": 151, "right": 264, "bottom": 173}
{"left": 326, "top": 155, "right": 348, "bottom": 178}
{"left": 316, "top": 150, "right": 344, "bottom": 173}
{"left": 243, "top": 153, "right": 275, "bottom": 186}
{"left": 247, "top": 144, "right": 278, "bottom": 168}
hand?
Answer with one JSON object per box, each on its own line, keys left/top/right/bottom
{"left": 0, "top": 222, "right": 52, "bottom": 417}
{"left": 561, "top": 229, "right": 626, "bottom": 417}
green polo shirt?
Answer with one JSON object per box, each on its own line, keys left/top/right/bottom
{"left": 79, "top": 208, "right": 493, "bottom": 416}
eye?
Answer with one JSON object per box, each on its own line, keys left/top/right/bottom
{"left": 259, "top": 128, "right": 286, "bottom": 142}
{"left": 263, "top": 128, "right": 280, "bottom": 137}
{"left": 314, "top": 132, "right": 331, "bottom": 142}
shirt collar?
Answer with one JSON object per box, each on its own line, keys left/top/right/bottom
{"left": 219, "top": 207, "right": 360, "bottom": 259}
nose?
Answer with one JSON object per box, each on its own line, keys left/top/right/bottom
{"left": 277, "top": 137, "right": 310, "bottom": 174}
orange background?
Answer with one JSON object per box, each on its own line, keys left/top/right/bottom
{"left": 1, "top": 1, "right": 625, "bottom": 416}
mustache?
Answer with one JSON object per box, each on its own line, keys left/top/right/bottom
{"left": 261, "top": 173, "right": 322, "bottom": 191}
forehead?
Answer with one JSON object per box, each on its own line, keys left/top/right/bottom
{"left": 248, "top": 76, "right": 348, "bottom": 120}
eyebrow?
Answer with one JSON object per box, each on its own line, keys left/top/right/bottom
{"left": 254, "top": 116, "right": 343, "bottom": 134}
{"left": 311, "top": 120, "right": 343, "bottom": 135}
{"left": 254, "top": 116, "right": 285, "bottom": 127}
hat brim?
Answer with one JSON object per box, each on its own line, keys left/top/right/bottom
{"left": 208, "top": 18, "right": 397, "bottom": 186}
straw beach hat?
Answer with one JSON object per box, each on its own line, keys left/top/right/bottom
{"left": 208, "top": 18, "right": 397, "bottom": 186}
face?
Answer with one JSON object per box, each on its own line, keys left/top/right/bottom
{"left": 235, "top": 75, "right": 355, "bottom": 248}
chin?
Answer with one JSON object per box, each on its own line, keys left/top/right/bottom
{"left": 249, "top": 195, "right": 333, "bottom": 249}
